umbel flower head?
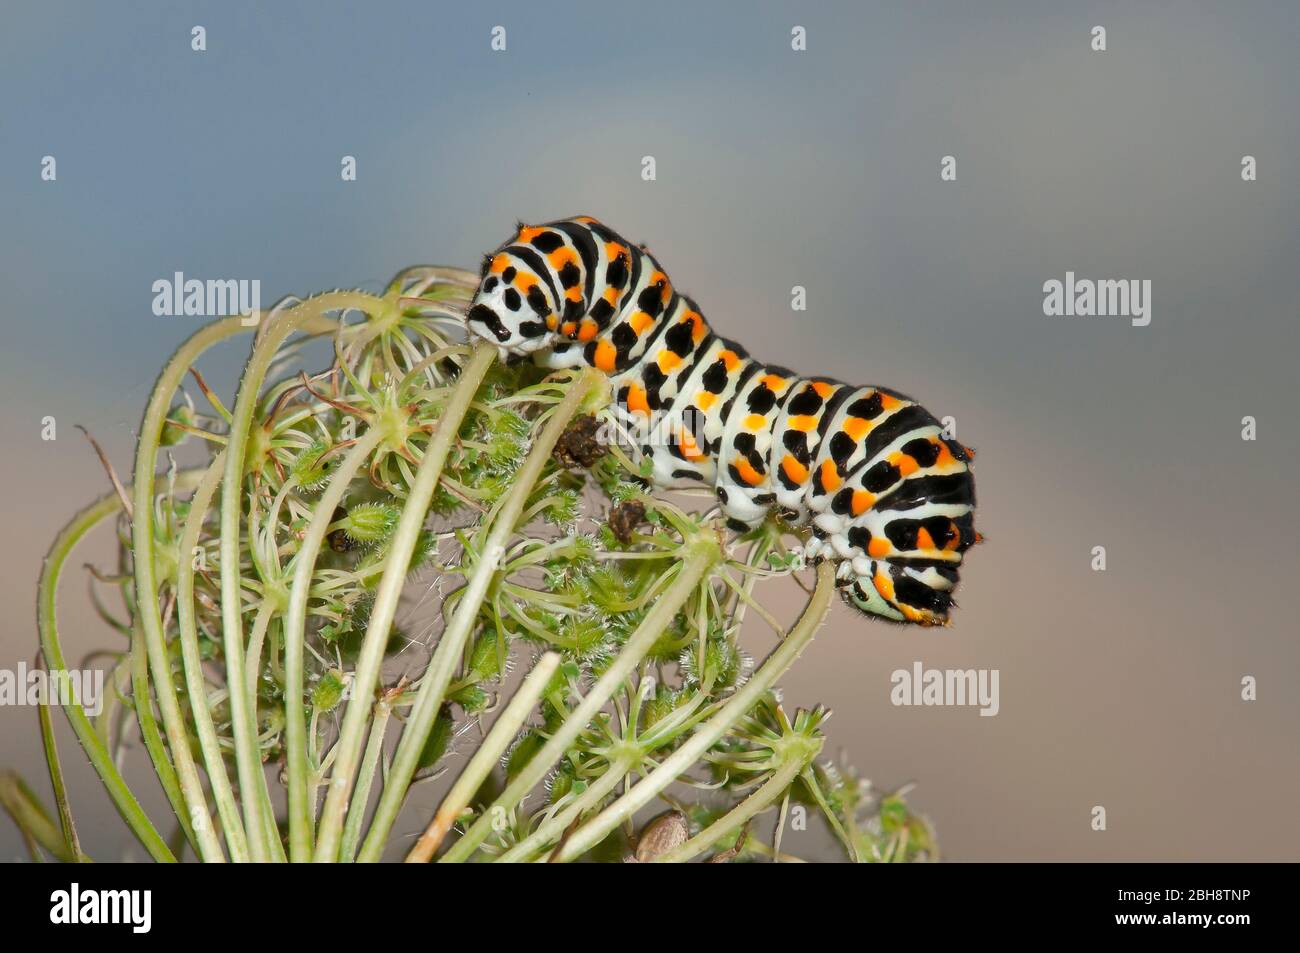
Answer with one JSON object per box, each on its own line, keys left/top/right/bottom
{"left": 13, "top": 265, "right": 935, "bottom": 864}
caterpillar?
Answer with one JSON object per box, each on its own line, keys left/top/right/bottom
{"left": 464, "top": 216, "right": 979, "bottom": 626}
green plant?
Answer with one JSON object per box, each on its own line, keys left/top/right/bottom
{"left": 5, "top": 264, "right": 936, "bottom": 863}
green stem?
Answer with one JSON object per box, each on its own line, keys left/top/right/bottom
{"left": 0, "top": 772, "right": 77, "bottom": 863}
{"left": 358, "top": 368, "right": 607, "bottom": 861}
{"left": 406, "top": 651, "right": 561, "bottom": 862}
{"left": 36, "top": 656, "right": 88, "bottom": 862}
{"left": 175, "top": 450, "right": 250, "bottom": 861}
{"left": 240, "top": 600, "right": 286, "bottom": 862}
{"left": 38, "top": 483, "right": 200, "bottom": 862}
{"left": 315, "top": 344, "right": 496, "bottom": 862}
{"left": 440, "top": 536, "right": 722, "bottom": 864}
{"left": 654, "top": 747, "right": 817, "bottom": 863}
{"left": 133, "top": 315, "right": 269, "bottom": 863}
{"left": 338, "top": 703, "right": 392, "bottom": 863}
{"left": 129, "top": 624, "right": 201, "bottom": 857}
{"left": 244, "top": 600, "right": 276, "bottom": 708}
{"left": 283, "top": 425, "right": 385, "bottom": 861}
{"left": 218, "top": 295, "right": 371, "bottom": 861}
{"left": 799, "top": 764, "right": 860, "bottom": 861}
{"left": 552, "top": 560, "right": 836, "bottom": 862}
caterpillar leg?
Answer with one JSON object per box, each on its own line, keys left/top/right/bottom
{"left": 841, "top": 557, "right": 959, "bottom": 625}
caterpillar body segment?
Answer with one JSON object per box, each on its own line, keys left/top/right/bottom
{"left": 465, "top": 216, "right": 979, "bottom": 626}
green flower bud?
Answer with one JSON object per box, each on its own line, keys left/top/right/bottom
{"left": 312, "top": 670, "right": 346, "bottom": 713}
{"left": 506, "top": 730, "right": 545, "bottom": 781}
{"left": 289, "top": 440, "right": 334, "bottom": 489}
{"left": 417, "top": 706, "right": 455, "bottom": 770}
{"left": 451, "top": 684, "right": 488, "bottom": 713}
{"left": 160, "top": 403, "right": 195, "bottom": 447}
{"left": 341, "top": 502, "right": 401, "bottom": 544}
{"left": 879, "top": 795, "right": 909, "bottom": 834}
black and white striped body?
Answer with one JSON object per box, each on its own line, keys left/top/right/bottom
{"left": 465, "top": 216, "right": 979, "bottom": 625}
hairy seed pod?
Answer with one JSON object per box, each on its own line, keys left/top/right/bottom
{"left": 631, "top": 809, "right": 689, "bottom": 862}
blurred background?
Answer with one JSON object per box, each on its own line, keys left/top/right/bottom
{"left": 1, "top": 0, "right": 1297, "bottom": 861}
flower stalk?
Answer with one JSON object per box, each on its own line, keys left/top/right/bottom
{"left": 440, "top": 534, "right": 723, "bottom": 863}
{"left": 357, "top": 367, "right": 608, "bottom": 860}
{"left": 551, "top": 559, "right": 836, "bottom": 862}
{"left": 314, "top": 343, "right": 497, "bottom": 862}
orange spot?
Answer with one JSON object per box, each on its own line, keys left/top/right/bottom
{"left": 903, "top": 605, "right": 929, "bottom": 624}
{"left": 514, "top": 273, "right": 537, "bottom": 292}
{"left": 934, "top": 441, "right": 957, "bottom": 467}
{"left": 760, "top": 374, "right": 787, "bottom": 391}
{"left": 697, "top": 391, "right": 717, "bottom": 411}
{"left": 575, "top": 216, "right": 599, "bottom": 224}
{"left": 680, "top": 311, "right": 706, "bottom": 342}
{"left": 545, "top": 315, "right": 557, "bottom": 330}
{"left": 657, "top": 350, "right": 682, "bottom": 373}
{"left": 561, "top": 321, "right": 577, "bottom": 336}
{"left": 548, "top": 247, "right": 577, "bottom": 269}
{"left": 577, "top": 320, "right": 599, "bottom": 342}
{"left": 518, "top": 226, "right": 544, "bottom": 243}
{"left": 889, "top": 452, "right": 920, "bottom": 477}
{"left": 782, "top": 456, "right": 809, "bottom": 484}
{"left": 566, "top": 286, "right": 584, "bottom": 302}
{"left": 743, "top": 413, "right": 766, "bottom": 431}
{"left": 915, "top": 527, "right": 936, "bottom": 551}
{"left": 872, "top": 572, "right": 923, "bottom": 622}
{"left": 819, "top": 460, "right": 842, "bottom": 492}
{"left": 788, "top": 415, "right": 817, "bottom": 432}
{"left": 880, "top": 393, "right": 903, "bottom": 410}
{"left": 678, "top": 428, "right": 704, "bottom": 460}
{"left": 604, "top": 242, "right": 626, "bottom": 261}
{"left": 718, "top": 349, "right": 740, "bottom": 371}
{"left": 602, "top": 286, "right": 620, "bottom": 304}
{"left": 735, "top": 457, "right": 763, "bottom": 487}
{"left": 945, "top": 522, "right": 961, "bottom": 551}
{"left": 867, "top": 537, "right": 890, "bottom": 558}
{"left": 626, "top": 385, "right": 650, "bottom": 418}
{"left": 490, "top": 254, "right": 509, "bottom": 274}
{"left": 593, "top": 340, "right": 617, "bottom": 373}
{"left": 843, "top": 417, "right": 872, "bottom": 441}
{"left": 851, "top": 490, "right": 875, "bottom": 517}
{"left": 811, "top": 381, "right": 835, "bottom": 399}
{"left": 630, "top": 311, "right": 654, "bottom": 334}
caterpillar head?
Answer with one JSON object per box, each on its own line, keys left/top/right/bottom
{"left": 465, "top": 251, "right": 556, "bottom": 356}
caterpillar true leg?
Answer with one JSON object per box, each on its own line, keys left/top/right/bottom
{"left": 463, "top": 216, "right": 979, "bottom": 626}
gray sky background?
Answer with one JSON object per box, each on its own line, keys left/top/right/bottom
{"left": 1, "top": 1, "right": 1297, "bottom": 860}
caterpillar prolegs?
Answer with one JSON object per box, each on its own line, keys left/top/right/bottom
{"left": 464, "top": 216, "right": 979, "bottom": 626}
